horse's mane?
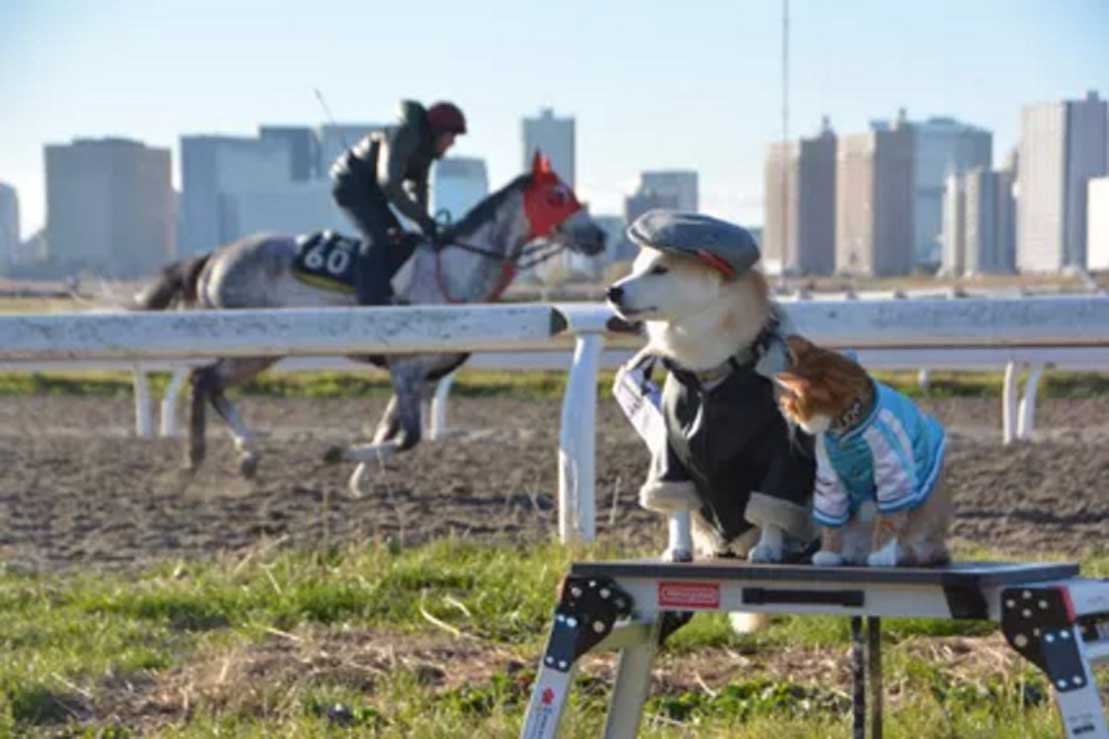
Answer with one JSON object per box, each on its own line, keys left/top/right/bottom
{"left": 446, "top": 174, "right": 531, "bottom": 238}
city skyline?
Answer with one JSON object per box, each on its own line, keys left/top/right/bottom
{"left": 3, "top": 0, "right": 1107, "bottom": 240}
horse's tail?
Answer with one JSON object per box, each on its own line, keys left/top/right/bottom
{"left": 132, "top": 254, "right": 211, "bottom": 310}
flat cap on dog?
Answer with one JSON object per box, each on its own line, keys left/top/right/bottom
{"left": 627, "top": 210, "right": 760, "bottom": 278}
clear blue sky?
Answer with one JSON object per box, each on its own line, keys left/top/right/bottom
{"left": 2, "top": 0, "right": 1107, "bottom": 239}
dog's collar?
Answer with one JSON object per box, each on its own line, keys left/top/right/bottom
{"left": 663, "top": 314, "right": 781, "bottom": 388}
{"left": 829, "top": 380, "right": 877, "bottom": 435}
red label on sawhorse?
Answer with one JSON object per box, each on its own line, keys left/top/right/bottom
{"left": 658, "top": 581, "right": 721, "bottom": 609}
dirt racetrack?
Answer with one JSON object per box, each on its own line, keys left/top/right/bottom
{"left": 0, "top": 393, "right": 1107, "bottom": 571}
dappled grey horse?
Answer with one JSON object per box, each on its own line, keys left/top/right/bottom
{"left": 134, "top": 154, "right": 605, "bottom": 492}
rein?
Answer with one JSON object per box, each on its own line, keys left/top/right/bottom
{"left": 433, "top": 236, "right": 567, "bottom": 304}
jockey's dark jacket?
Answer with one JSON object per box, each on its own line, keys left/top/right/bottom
{"left": 330, "top": 100, "right": 439, "bottom": 235}
{"left": 658, "top": 351, "right": 816, "bottom": 545}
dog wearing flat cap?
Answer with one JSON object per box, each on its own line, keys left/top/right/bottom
{"left": 608, "top": 209, "right": 817, "bottom": 564}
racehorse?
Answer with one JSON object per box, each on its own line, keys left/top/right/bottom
{"left": 134, "top": 154, "right": 605, "bottom": 491}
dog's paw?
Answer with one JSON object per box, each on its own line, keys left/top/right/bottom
{"left": 659, "top": 546, "right": 693, "bottom": 563}
{"left": 866, "top": 540, "right": 901, "bottom": 567}
{"left": 812, "top": 550, "right": 845, "bottom": 567}
{"left": 747, "top": 544, "right": 782, "bottom": 563}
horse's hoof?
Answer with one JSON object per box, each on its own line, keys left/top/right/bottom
{"left": 239, "top": 454, "right": 259, "bottom": 479}
{"left": 323, "top": 445, "right": 344, "bottom": 464}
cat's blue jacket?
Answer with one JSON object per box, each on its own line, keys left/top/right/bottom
{"left": 813, "top": 381, "right": 946, "bottom": 527}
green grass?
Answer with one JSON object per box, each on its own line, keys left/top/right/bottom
{"left": 0, "top": 540, "right": 1104, "bottom": 736}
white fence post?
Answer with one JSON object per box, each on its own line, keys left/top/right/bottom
{"left": 917, "top": 368, "right": 931, "bottom": 393}
{"left": 160, "top": 366, "right": 190, "bottom": 438}
{"left": 1002, "top": 361, "right": 1021, "bottom": 445}
{"left": 559, "top": 332, "right": 603, "bottom": 543}
{"left": 1017, "top": 364, "right": 1046, "bottom": 441}
{"left": 132, "top": 365, "right": 153, "bottom": 439}
{"left": 428, "top": 372, "right": 455, "bottom": 441}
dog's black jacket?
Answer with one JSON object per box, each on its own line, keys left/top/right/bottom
{"left": 657, "top": 358, "right": 816, "bottom": 544}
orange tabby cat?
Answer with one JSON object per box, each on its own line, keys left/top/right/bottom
{"left": 775, "top": 335, "right": 952, "bottom": 567}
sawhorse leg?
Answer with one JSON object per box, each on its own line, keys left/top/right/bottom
{"left": 851, "top": 616, "right": 884, "bottom": 739}
{"left": 521, "top": 576, "right": 634, "bottom": 739}
{"left": 1001, "top": 585, "right": 1108, "bottom": 738}
{"left": 602, "top": 620, "right": 663, "bottom": 738}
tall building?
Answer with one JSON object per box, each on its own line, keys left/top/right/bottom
{"left": 966, "top": 167, "right": 1016, "bottom": 274}
{"left": 944, "top": 163, "right": 1015, "bottom": 275}
{"left": 907, "top": 116, "right": 992, "bottom": 266}
{"left": 316, "top": 123, "right": 384, "bottom": 175}
{"left": 45, "top": 137, "right": 174, "bottom": 277}
{"left": 763, "top": 118, "right": 836, "bottom": 275}
{"left": 940, "top": 172, "right": 966, "bottom": 276}
{"left": 1088, "top": 177, "right": 1109, "bottom": 271}
{"left": 431, "top": 157, "right": 489, "bottom": 223}
{"left": 835, "top": 121, "right": 915, "bottom": 277}
{"left": 522, "top": 108, "right": 576, "bottom": 187}
{"left": 259, "top": 125, "right": 318, "bottom": 181}
{"left": 231, "top": 182, "right": 348, "bottom": 238}
{"left": 943, "top": 167, "right": 1016, "bottom": 276}
{"left": 624, "top": 189, "right": 679, "bottom": 224}
{"left": 0, "top": 182, "right": 19, "bottom": 266}
{"left": 179, "top": 134, "right": 291, "bottom": 254}
{"left": 1017, "top": 91, "right": 1108, "bottom": 271}
{"left": 639, "top": 171, "right": 699, "bottom": 212}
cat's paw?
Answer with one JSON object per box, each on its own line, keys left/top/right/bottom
{"left": 812, "top": 550, "right": 845, "bottom": 567}
{"left": 866, "top": 540, "right": 901, "bottom": 567}
{"left": 747, "top": 544, "right": 783, "bottom": 563}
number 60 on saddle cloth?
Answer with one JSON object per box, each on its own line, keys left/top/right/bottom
{"left": 291, "top": 231, "right": 360, "bottom": 293}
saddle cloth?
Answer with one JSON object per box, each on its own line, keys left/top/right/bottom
{"left": 291, "top": 229, "right": 424, "bottom": 298}
{"left": 291, "top": 230, "right": 360, "bottom": 293}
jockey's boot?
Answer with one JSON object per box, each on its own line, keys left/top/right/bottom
{"left": 354, "top": 240, "right": 393, "bottom": 306}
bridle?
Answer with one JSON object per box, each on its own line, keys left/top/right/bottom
{"left": 433, "top": 213, "right": 580, "bottom": 304}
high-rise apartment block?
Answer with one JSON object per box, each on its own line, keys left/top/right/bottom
{"left": 1017, "top": 91, "right": 1108, "bottom": 271}
{"left": 942, "top": 167, "right": 1016, "bottom": 276}
{"left": 763, "top": 119, "right": 836, "bottom": 275}
{"left": 179, "top": 135, "right": 292, "bottom": 254}
{"left": 638, "top": 171, "right": 699, "bottom": 212}
{"left": 1088, "top": 177, "right": 1109, "bottom": 271}
{"left": 908, "top": 117, "right": 992, "bottom": 266}
{"left": 45, "top": 137, "right": 174, "bottom": 277}
{"left": 522, "top": 108, "right": 575, "bottom": 187}
{"left": 0, "top": 182, "right": 19, "bottom": 266}
{"left": 835, "top": 121, "right": 915, "bottom": 277}
{"left": 259, "top": 126, "right": 318, "bottom": 181}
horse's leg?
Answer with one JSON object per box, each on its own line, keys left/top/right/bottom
{"left": 204, "top": 357, "right": 278, "bottom": 478}
{"left": 186, "top": 364, "right": 214, "bottom": 471}
{"left": 372, "top": 394, "right": 401, "bottom": 445}
{"left": 387, "top": 360, "right": 425, "bottom": 451}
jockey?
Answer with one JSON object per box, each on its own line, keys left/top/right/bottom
{"left": 330, "top": 99, "right": 467, "bottom": 305}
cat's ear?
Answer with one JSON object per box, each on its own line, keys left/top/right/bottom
{"left": 774, "top": 372, "right": 808, "bottom": 396}
{"left": 784, "top": 335, "right": 815, "bottom": 365}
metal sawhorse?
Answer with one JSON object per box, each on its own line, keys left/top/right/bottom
{"left": 521, "top": 560, "right": 1109, "bottom": 738}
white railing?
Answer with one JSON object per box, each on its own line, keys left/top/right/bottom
{"left": 2, "top": 297, "right": 1109, "bottom": 545}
